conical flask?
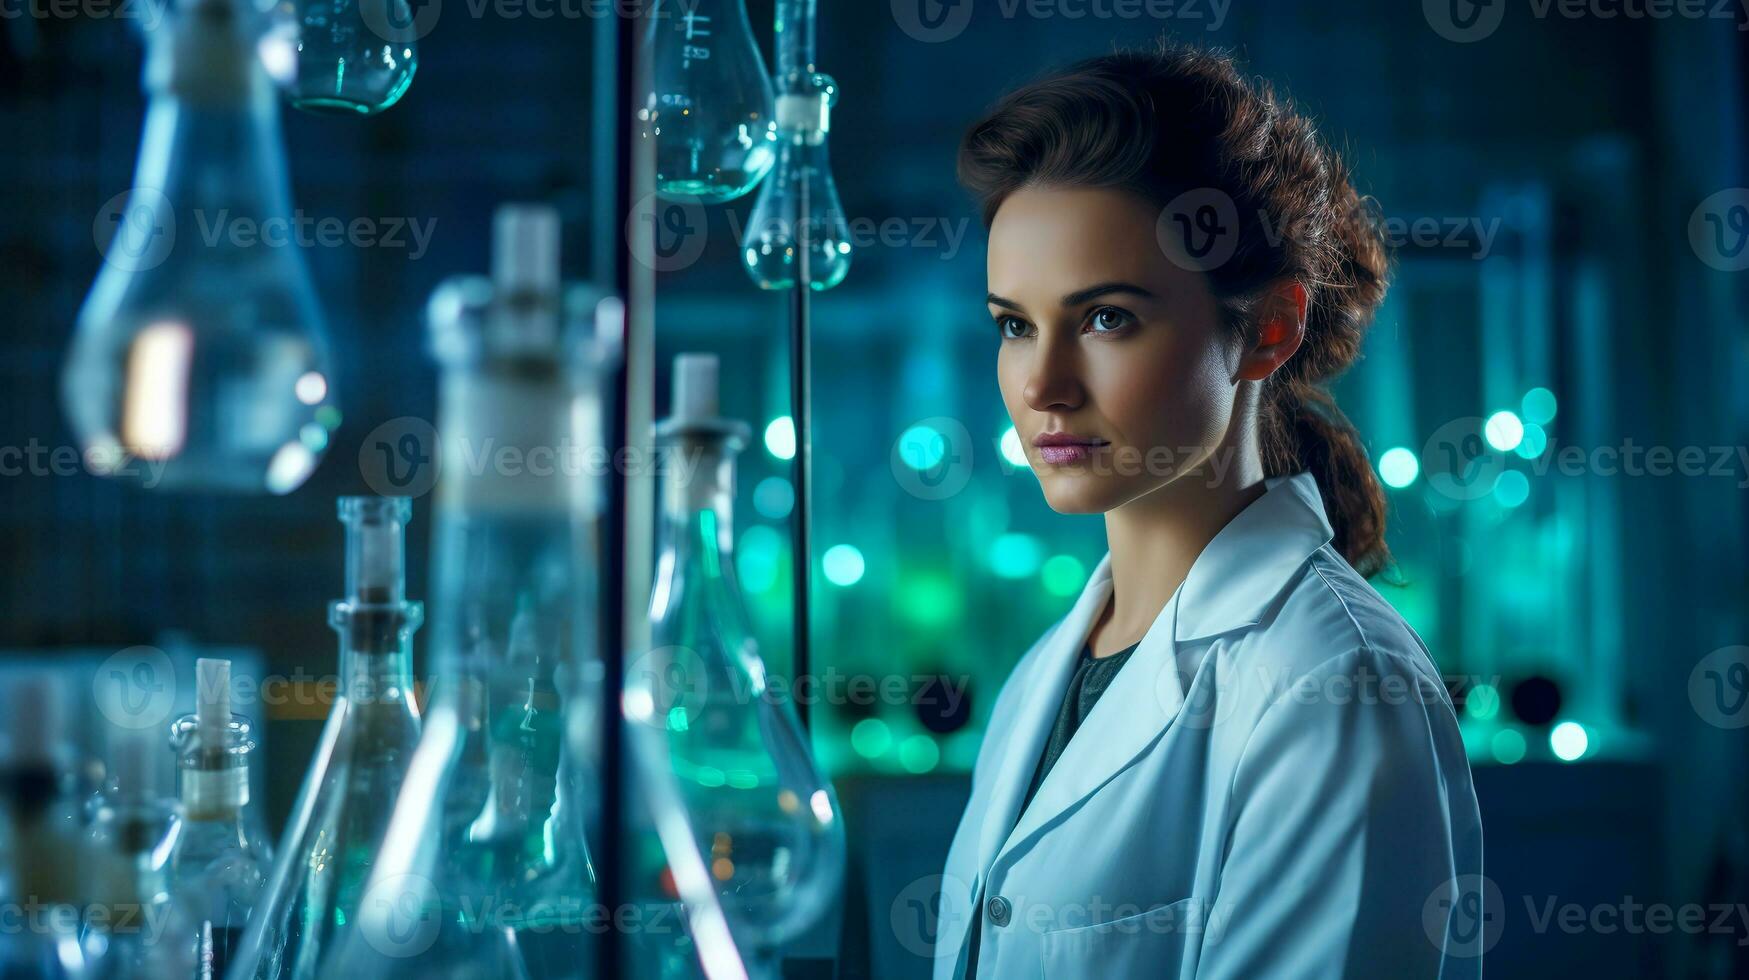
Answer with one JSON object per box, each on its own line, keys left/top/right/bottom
{"left": 322, "top": 204, "right": 610, "bottom": 979}
{"left": 741, "top": 0, "right": 850, "bottom": 291}
{"left": 166, "top": 658, "right": 273, "bottom": 979}
{"left": 643, "top": 0, "right": 777, "bottom": 203}
{"left": 627, "top": 353, "right": 846, "bottom": 980}
{"left": 64, "top": 0, "right": 333, "bottom": 494}
{"left": 228, "top": 495, "right": 424, "bottom": 978}
{"left": 281, "top": 0, "right": 419, "bottom": 114}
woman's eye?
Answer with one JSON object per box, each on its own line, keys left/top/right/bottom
{"left": 996, "top": 315, "right": 1031, "bottom": 340}
{"left": 1087, "top": 307, "right": 1133, "bottom": 333}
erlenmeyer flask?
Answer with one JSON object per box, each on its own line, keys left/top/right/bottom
{"left": 643, "top": 0, "right": 777, "bottom": 203}
{"left": 323, "top": 204, "right": 610, "bottom": 979}
{"left": 65, "top": 0, "right": 333, "bottom": 495}
{"left": 627, "top": 353, "right": 845, "bottom": 980}
{"left": 228, "top": 495, "right": 424, "bottom": 978}
{"left": 166, "top": 658, "right": 273, "bottom": 979}
{"left": 741, "top": 0, "right": 850, "bottom": 291}
{"left": 281, "top": 0, "right": 418, "bottom": 114}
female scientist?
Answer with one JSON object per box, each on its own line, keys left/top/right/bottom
{"left": 934, "top": 44, "right": 1484, "bottom": 979}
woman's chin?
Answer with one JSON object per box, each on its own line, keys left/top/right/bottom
{"left": 1038, "top": 475, "right": 1121, "bottom": 515}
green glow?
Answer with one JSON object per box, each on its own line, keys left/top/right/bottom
{"left": 999, "top": 426, "right": 1028, "bottom": 468}
{"left": 1041, "top": 555, "right": 1086, "bottom": 597}
{"left": 316, "top": 405, "right": 342, "bottom": 430}
{"left": 737, "top": 525, "right": 783, "bottom": 593}
{"left": 764, "top": 416, "right": 796, "bottom": 460}
{"left": 897, "top": 572, "right": 960, "bottom": 628}
{"left": 850, "top": 718, "right": 892, "bottom": 758}
{"left": 1484, "top": 411, "right": 1524, "bottom": 452}
{"left": 1522, "top": 387, "right": 1558, "bottom": 425}
{"left": 1550, "top": 721, "right": 1588, "bottom": 762}
{"left": 988, "top": 533, "right": 1043, "bottom": 579}
{"left": 898, "top": 424, "right": 948, "bottom": 470}
{"left": 1465, "top": 683, "right": 1500, "bottom": 721}
{"left": 822, "top": 544, "right": 865, "bottom": 586}
{"left": 667, "top": 706, "right": 690, "bottom": 732}
{"left": 1378, "top": 447, "right": 1420, "bottom": 489}
{"left": 1493, "top": 470, "right": 1530, "bottom": 508}
{"left": 1491, "top": 728, "right": 1526, "bottom": 765}
{"left": 898, "top": 734, "right": 941, "bottom": 774}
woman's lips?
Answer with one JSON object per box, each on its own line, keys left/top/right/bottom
{"left": 1035, "top": 441, "right": 1107, "bottom": 465}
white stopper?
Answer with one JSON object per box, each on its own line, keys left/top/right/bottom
{"left": 671, "top": 353, "right": 720, "bottom": 424}
{"left": 196, "top": 658, "right": 231, "bottom": 741}
{"left": 493, "top": 204, "right": 561, "bottom": 295}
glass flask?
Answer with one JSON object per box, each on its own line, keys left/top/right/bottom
{"left": 81, "top": 726, "right": 193, "bottom": 979}
{"left": 643, "top": 0, "right": 777, "bottom": 203}
{"left": 0, "top": 673, "right": 90, "bottom": 980}
{"left": 627, "top": 352, "right": 846, "bottom": 980}
{"left": 64, "top": 0, "right": 333, "bottom": 495}
{"left": 166, "top": 659, "right": 273, "bottom": 980}
{"left": 280, "top": 0, "right": 418, "bottom": 114}
{"left": 741, "top": 0, "right": 850, "bottom": 291}
{"left": 324, "top": 204, "right": 610, "bottom": 979}
{"left": 228, "top": 496, "right": 423, "bottom": 979}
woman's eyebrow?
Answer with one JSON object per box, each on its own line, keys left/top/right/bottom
{"left": 1060, "top": 281, "right": 1158, "bottom": 306}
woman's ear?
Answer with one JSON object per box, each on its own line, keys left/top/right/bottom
{"left": 1236, "top": 280, "right": 1308, "bottom": 382}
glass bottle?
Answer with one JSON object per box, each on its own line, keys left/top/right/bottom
{"left": 628, "top": 353, "right": 845, "bottom": 980}
{"left": 64, "top": 0, "right": 334, "bottom": 494}
{"left": 228, "top": 496, "right": 424, "bottom": 979}
{"left": 166, "top": 658, "right": 273, "bottom": 980}
{"left": 323, "top": 204, "right": 610, "bottom": 978}
{"left": 0, "top": 673, "right": 90, "bottom": 979}
{"left": 81, "top": 726, "right": 192, "bottom": 979}
{"left": 643, "top": 0, "right": 777, "bottom": 203}
{"left": 741, "top": 0, "right": 850, "bottom": 291}
{"left": 281, "top": 0, "right": 419, "bottom": 114}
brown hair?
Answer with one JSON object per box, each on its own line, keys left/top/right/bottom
{"left": 958, "top": 41, "right": 1392, "bottom": 577}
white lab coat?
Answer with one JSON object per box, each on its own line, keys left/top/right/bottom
{"left": 934, "top": 471, "right": 1484, "bottom": 979}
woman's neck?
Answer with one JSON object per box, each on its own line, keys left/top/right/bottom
{"left": 1092, "top": 444, "right": 1267, "bottom": 657}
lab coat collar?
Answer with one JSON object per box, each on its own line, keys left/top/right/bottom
{"left": 1173, "top": 470, "right": 1334, "bottom": 642}
{"left": 975, "top": 471, "right": 1333, "bottom": 882}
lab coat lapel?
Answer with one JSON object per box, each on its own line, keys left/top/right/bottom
{"left": 994, "top": 584, "right": 1186, "bottom": 866}
{"left": 973, "top": 553, "right": 1114, "bottom": 880}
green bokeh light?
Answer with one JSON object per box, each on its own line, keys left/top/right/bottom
{"left": 764, "top": 416, "right": 796, "bottom": 460}
{"left": 753, "top": 476, "right": 795, "bottom": 518}
{"left": 898, "top": 734, "right": 941, "bottom": 774}
{"left": 850, "top": 718, "right": 892, "bottom": 759}
{"left": 1522, "top": 387, "right": 1558, "bottom": 425}
{"left": 1041, "top": 554, "right": 1086, "bottom": 597}
{"left": 1465, "top": 683, "right": 1500, "bottom": 721}
{"left": 1515, "top": 422, "right": 1549, "bottom": 460}
{"left": 989, "top": 533, "right": 1043, "bottom": 579}
{"left": 1379, "top": 447, "right": 1420, "bottom": 489}
{"left": 737, "top": 525, "right": 783, "bottom": 593}
{"left": 1484, "top": 411, "right": 1524, "bottom": 452}
{"left": 898, "top": 423, "right": 948, "bottom": 470}
{"left": 1493, "top": 470, "right": 1531, "bottom": 508}
{"left": 1491, "top": 728, "right": 1527, "bottom": 764}
{"left": 823, "top": 544, "right": 865, "bottom": 586}
{"left": 1550, "top": 720, "right": 1588, "bottom": 762}
{"left": 999, "top": 426, "right": 1029, "bottom": 468}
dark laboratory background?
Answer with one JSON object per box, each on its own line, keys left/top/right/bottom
{"left": 3, "top": 0, "right": 1748, "bottom": 977}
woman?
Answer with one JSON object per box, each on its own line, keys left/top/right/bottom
{"left": 934, "top": 44, "right": 1484, "bottom": 979}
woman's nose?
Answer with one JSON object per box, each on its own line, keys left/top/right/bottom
{"left": 1022, "top": 342, "right": 1085, "bottom": 413}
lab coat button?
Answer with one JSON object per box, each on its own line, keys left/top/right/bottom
{"left": 986, "top": 895, "right": 1011, "bottom": 927}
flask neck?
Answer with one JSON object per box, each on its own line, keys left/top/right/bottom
{"left": 330, "top": 602, "right": 424, "bottom": 706}
{"left": 659, "top": 439, "right": 740, "bottom": 567}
